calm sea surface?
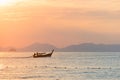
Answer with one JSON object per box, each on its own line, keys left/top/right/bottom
{"left": 0, "top": 52, "right": 120, "bottom": 80}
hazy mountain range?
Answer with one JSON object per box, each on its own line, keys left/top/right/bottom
{"left": 1, "top": 43, "right": 120, "bottom": 52}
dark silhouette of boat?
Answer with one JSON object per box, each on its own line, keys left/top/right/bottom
{"left": 33, "top": 49, "right": 54, "bottom": 58}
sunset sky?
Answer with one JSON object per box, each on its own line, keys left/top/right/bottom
{"left": 0, "top": 0, "right": 120, "bottom": 48}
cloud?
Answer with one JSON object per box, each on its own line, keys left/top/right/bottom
{"left": 12, "top": 0, "right": 120, "bottom": 10}
{"left": 1, "top": 0, "right": 120, "bottom": 47}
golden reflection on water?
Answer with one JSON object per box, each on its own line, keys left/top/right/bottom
{"left": 0, "top": 64, "right": 5, "bottom": 70}
{"left": 0, "top": 52, "right": 119, "bottom": 80}
{"left": 0, "top": 52, "right": 6, "bottom": 57}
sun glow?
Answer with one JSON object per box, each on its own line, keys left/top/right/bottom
{"left": 0, "top": 0, "right": 15, "bottom": 6}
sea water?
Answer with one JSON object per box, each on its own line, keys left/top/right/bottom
{"left": 0, "top": 52, "right": 120, "bottom": 80}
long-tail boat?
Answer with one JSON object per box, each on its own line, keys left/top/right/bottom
{"left": 33, "top": 49, "right": 54, "bottom": 58}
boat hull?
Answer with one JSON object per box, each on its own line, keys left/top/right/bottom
{"left": 33, "top": 53, "right": 52, "bottom": 58}
{"left": 33, "top": 49, "right": 54, "bottom": 58}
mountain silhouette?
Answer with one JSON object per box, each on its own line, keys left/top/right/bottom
{"left": 19, "top": 43, "right": 58, "bottom": 52}
{"left": 60, "top": 43, "right": 120, "bottom": 52}
{"left": 2, "top": 43, "right": 120, "bottom": 52}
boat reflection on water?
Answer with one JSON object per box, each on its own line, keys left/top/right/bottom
{"left": 33, "top": 49, "right": 54, "bottom": 58}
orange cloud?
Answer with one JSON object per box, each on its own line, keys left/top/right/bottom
{"left": 1, "top": 0, "right": 120, "bottom": 48}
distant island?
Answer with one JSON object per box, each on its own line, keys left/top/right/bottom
{"left": 1, "top": 43, "right": 120, "bottom": 52}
